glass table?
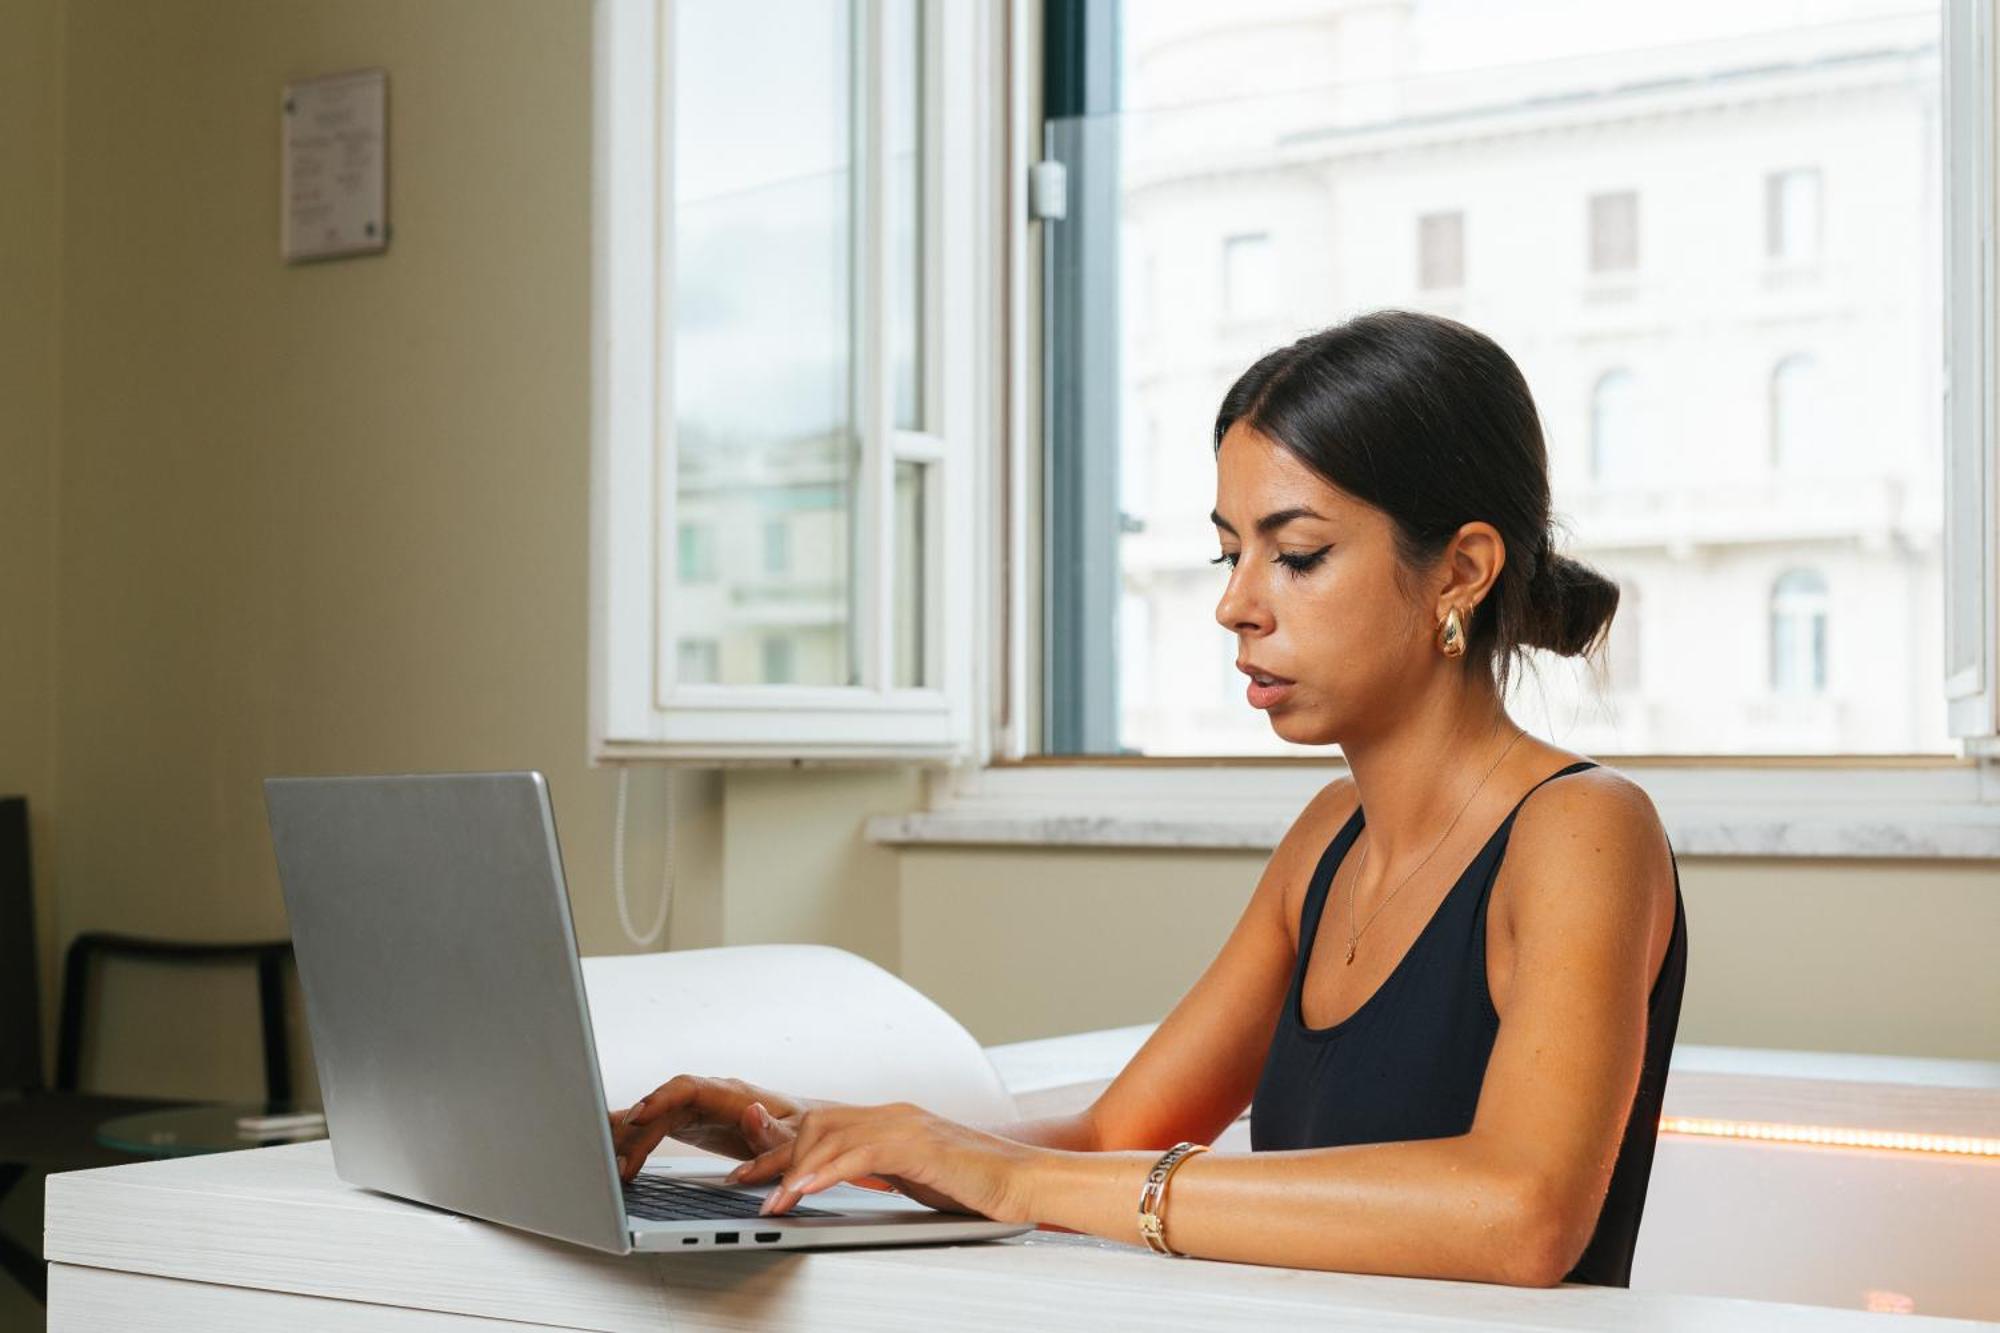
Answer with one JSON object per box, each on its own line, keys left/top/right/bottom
{"left": 96, "top": 1103, "right": 326, "bottom": 1159}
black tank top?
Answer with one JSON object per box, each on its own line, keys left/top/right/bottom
{"left": 1249, "top": 760, "right": 1688, "bottom": 1287}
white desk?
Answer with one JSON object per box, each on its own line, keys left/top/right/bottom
{"left": 41, "top": 1026, "right": 2000, "bottom": 1329}
{"left": 45, "top": 1136, "right": 1996, "bottom": 1332}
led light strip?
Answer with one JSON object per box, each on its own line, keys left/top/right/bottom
{"left": 1660, "top": 1115, "right": 2000, "bottom": 1157}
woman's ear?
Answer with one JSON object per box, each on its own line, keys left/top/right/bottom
{"left": 1435, "top": 521, "right": 1505, "bottom": 614}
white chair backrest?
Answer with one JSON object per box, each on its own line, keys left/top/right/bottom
{"left": 580, "top": 943, "right": 1018, "bottom": 1156}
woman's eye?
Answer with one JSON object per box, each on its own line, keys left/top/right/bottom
{"left": 1277, "top": 546, "right": 1332, "bottom": 576}
{"left": 1210, "top": 551, "right": 1239, "bottom": 570}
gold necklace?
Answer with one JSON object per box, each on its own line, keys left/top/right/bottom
{"left": 1345, "top": 725, "right": 1527, "bottom": 965}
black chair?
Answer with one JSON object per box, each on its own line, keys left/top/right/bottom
{"left": 0, "top": 796, "right": 294, "bottom": 1304}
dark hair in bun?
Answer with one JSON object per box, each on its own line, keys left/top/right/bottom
{"left": 1214, "top": 309, "right": 1618, "bottom": 699}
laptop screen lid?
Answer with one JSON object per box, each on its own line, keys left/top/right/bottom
{"left": 265, "top": 771, "right": 633, "bottom": 1254}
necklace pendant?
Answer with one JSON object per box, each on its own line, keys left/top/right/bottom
{"left": 1345, "top": 939, "right": 1356, "bottom": 964}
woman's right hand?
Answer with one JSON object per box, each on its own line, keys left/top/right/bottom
{"left": 607, "top": 1074, "right": 824, "bottom": 1182}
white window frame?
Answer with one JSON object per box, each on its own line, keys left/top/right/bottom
{"left": 1944, "top": 0, "right": 2000, "bottom": 751}
{"left": 589, "top": 0, "right": 990, "bottom": 764}
{"left": 867, "top": 0, "right": 2000, "bottom": 860}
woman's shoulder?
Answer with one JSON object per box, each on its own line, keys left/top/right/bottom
{"left": 1518, "top": 755, "right": 1661, "bottom": 833}
{"left": 1499, "top": 756, "right": 1677, "bottom": 954}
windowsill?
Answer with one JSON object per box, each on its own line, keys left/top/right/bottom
{"left": 866, "top": 756, "right": 2000, "bottom": 858}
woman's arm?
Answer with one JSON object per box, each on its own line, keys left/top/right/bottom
{"left": 1017, "top": 771, "right": 1674, "bottom": 1288}
{"left": 970, "top": 1111, "right": 1102, "bottom": 1154}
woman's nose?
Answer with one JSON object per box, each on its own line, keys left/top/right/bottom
{"left": 1215, "top": 568, "right": 1272, "bottom": 636}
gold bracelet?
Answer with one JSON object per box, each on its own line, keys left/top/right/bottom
{"left": 1137, "top": 1141, "right": 1209, "bottom": 1256}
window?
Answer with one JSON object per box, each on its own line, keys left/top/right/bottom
{"left": 762, "top": 518, "right": 791, "bottom": 577}
{"left": 1221, "top": 232, "right": 1276, "bottom": 321}
{"left": 677, "top": 522, "right": 716, "bottom": 584}
{"left": 1036, "top": 0, "right": 1957, "bottom": 759}
{"left": 1589, "top": 190, "right": 1639, "bottom": 274}
{"left": 1767, "top": 167, "right": 1823, "bottom": 263}
{"left": 1769, "top": 355, "right": 1822, "bottom": 470}
{"left": 1770, "top": 569, "right": 1830, "bottom": 695}
{"left": 1607, "top": 578, "right": 1642, "bottom": 693}
{"left": 591, "top": 0, "right": 982, "bottom": 760}
{"left": 761, "top": 635, "right": 797, "bottom": 685}
{"left": 676, "top": 637, "right": 720, "bottom": 684}
{"left": 1417, "top": 211, "right": 1465, "bottom": 291}
{"left": 1590, "top": 370, "right": 1641, "bottom": 485}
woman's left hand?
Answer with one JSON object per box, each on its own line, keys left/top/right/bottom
{"left": 723, "top": 1100, "right": 1043, "bottom": 1224}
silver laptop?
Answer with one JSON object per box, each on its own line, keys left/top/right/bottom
{"left": 263, "top": 770, "right": 1034, "bottom": 1254}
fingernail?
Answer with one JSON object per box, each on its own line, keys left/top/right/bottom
{"left": 756, "top": 1105, "right": 773, "bottom": 1125}
{"left": 723, "top": 1165, "right": 744, "bottom": 1183}
{"left": 791, "top": 1173, "right": 816, "bottom": 1194}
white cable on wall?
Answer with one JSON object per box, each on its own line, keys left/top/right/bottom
{"left": 612, "top": 765, "right": 673, "bottom": 948}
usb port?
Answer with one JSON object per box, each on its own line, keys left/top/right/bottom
{"left": 754, "top": 1232, "right": 782, "bottom": 1243}
{"left": 715, "top": 1231, "right": 738, "bottom": 1244}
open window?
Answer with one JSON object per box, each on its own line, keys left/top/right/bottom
{"left": 589, "top": 0, "right": 991, "bottom": 763}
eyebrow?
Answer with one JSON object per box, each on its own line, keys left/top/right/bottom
{"left": 1210, "top": 506, "right": 1328, "bottom": 536}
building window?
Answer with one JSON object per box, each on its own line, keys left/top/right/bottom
{"left": 1607, "top": 578, "right": 1641, "bottom": 692}
{"left": 677, "top": 521, "right": 716, "bottom": 584}
{"left": 1766, "top": 167, "right": 1822, "bottom": 262}
{"left": 762, "top": 517, "right": 790, "bottom": 576}
{"left": 1770, "top": 568, "right": 1830, "bottom": 695}
{"left": 676, "top": 637, "right": 720, "bottom": 684}
{"left": 1417, "top": 211, "right": 1465, "bottom": 290}
{"left": 1770, "top": 354, "right": 1821, "bottom": 469}
{"left": 761, "top": 635, "right": 797, "bottom": 685}
{"left": 1221, "top": 231, "right": 1276, "bottom": 320}
{"left": 1589, "top": 369, "right": 1640, "bottom": 483}
{"left": 1588, "top": 190, "right": 1639, "bottom": 273}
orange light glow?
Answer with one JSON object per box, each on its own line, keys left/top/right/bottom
{"left": 1659, "top": 1115, "right": 2000, "bottom": 1158}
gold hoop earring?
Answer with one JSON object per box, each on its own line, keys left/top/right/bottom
{"left": 1436, "top": 605, "right": 1467, "bottom": 658}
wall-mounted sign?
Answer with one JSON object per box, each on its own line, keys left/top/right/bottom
{"left": 282, "top": 68, "right": 388, "bottom": 263}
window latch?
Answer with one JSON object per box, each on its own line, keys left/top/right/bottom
{"left": 1028, "top": 160, "right": 1068, "bottom": 222}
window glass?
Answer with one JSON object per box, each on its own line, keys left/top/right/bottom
{"left": 887, "top": 0, "right": 924, "bottom": 430}
{"left": 1590, "top": 369, "right": 1641, "bottom": 485}
{"left": 1771, "top": 568, "right": 1831, "bottom": 695}
{"left": 672, "top": 0, "right": 859, "bottom": 688}
{"left": 1767, "top": 167, "right": 1823, "bottom": 262}
{"left": 893, "top": 460, "right": 929, "bottom": 688}
{"left": 1770, "top": 354, "right": 1822, "bottom": 470}
{"left": 1222, "top": 232, "right": 1278, "bottom": 321}
{"left": 1417, "top": 210, "right": 1465, "bottom": 290}
{"left": 1047, "top": 0, "right": 1946, "bottom": 756}
{"left": 1589, "top": 190, "right": 1639, "bottom": 274}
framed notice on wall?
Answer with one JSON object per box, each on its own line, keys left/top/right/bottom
{"left": 282, "top": 68, "right": 389, "bottom": 263}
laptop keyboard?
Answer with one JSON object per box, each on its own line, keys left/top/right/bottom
{"left": 623, "top": 1172, "right": 839, "bottom": 1222}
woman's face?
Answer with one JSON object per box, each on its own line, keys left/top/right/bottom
{"left": 1211, "top": 421, "right": 1430, "bottom": 747}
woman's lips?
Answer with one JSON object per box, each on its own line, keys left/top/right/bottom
{"left": 1246, "top": 678, "right": 1294, "bottom": 709}
{"left": 1239, "top": 663, "right": 1295, "bottom": 710}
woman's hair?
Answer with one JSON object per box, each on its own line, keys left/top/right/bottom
{"left": 1213, "top": 309, "right": 1617, "bottom": 700}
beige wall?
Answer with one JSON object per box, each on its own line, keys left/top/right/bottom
{"left": 10, "top": 0, "right": 1996, "bottom": 1115}
{"left": 41, "top": 0, "right": 738, "bottom": 1100}
{"left": 0, "top": 0, "right": 63, "bottom": 1059}
{"left": 898, "top": 845, "right": 2000, "bottom": 1060}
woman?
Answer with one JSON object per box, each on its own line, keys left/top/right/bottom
{"left": 610, "top": 310, "right": 1688, "bottom": 1289}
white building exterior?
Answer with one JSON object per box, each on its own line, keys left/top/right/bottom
{"left": 1112, "top": 0, "right": 1947, "bottom": 756}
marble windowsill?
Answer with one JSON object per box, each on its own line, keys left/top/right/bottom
{"left": 868, "top": 809, "right": 2000, "bottom": 858}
